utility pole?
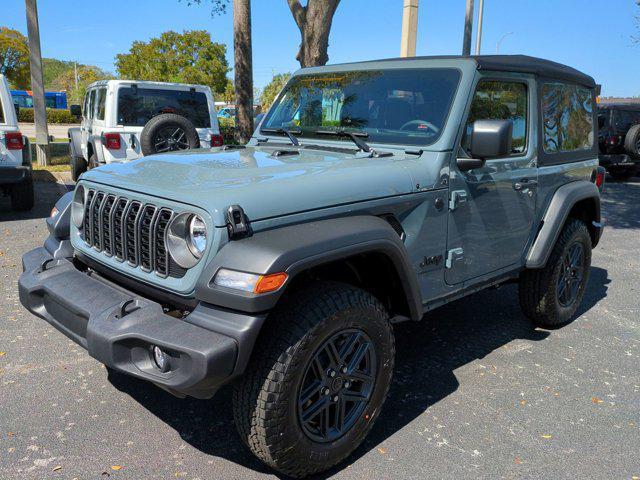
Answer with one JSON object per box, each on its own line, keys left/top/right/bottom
{"left": 474, "top": 0, "right": 484, "bottom": 55}
{"left": 400, "top": 0, "right": 419, "bottom": 57}
{"left": 462, "top": 0, "right": 474, "bottom": 56}
{"left": 24, "top": 0, "right": 50, "bottom": 166}
{"left": 74, "top": 61, "right": 78, "bottom": 90}
{"left": 233, "top": 0, "right": 253, "bottom": 143}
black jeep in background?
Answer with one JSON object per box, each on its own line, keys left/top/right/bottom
{"left": 597, "top": 103, "right": 640, "bottom": 180}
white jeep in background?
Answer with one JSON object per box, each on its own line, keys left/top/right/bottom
{"left": 0, "top": 74, "right": 33, "bottom": 211}
{"left": 68, "top": 80, "right": 223, "bottom": 181}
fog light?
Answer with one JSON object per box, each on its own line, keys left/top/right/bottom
{"left": 152, "top": 346, "right": 170, "bottom": 372}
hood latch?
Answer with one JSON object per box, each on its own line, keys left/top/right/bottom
{"left": 226, "top": 204, "right": 251, "bottom": 240}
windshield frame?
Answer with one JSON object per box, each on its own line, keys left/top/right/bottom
{"left": 259, "top": 67, "right": 463, "bottom": 149}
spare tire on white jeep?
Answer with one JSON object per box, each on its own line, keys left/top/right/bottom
{"left": 140, "top": 113, "right": 200, "bottom": 156}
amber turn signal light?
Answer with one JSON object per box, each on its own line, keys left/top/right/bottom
{"left": 254, "top": 272, "right": 288, "bottom": 294}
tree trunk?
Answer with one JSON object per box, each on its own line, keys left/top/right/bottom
{"left": 287, "top": 0, "right": 340, "bottom": 67}
{"left": 233, "top": 0, "right": 253, "bottom": 143}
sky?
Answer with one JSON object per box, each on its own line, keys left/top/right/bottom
{"left": 4, "top": 0, "right": 640, "bottom": 97}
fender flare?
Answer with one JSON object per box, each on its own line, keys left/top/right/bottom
{"left": 68, "top": 127, "right": 83, "bottom": 160}
{"left": 526, "top": 180, "right": 601, "bottom": 269}
{"left": 195, "top": 216, "right": 423, "bottom": 319}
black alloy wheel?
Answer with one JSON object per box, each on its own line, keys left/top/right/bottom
{"left": 298, "top": 328, "right": 377, "bottom": 443}
{"left": 556, "top": 242, "right": 585, "bottom": 308}
{"left": 153, "top": 126, "right": 190, "bottom": 153}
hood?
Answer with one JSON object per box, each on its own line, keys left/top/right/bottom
{"left": 82, "top": 146, "right": 418, "bottom": 224}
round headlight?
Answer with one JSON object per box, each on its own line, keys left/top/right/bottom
{"left": 166, "top": 212, "right": 208, "bottom": 269}
{"left": 71, "top": 185, "right": 86, "bottom": 228}
{"left": 188, "top": 215, "right": 207, "bottom": 258}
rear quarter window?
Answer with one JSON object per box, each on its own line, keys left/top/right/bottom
{"left": 117, "top": 87, "right": 211, "bottom": 128}
{"left": 542, "top": 83, "right": 594, "bottom": 153}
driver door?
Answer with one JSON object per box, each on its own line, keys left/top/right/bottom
{"left": 445, "top": 76, "right": 538, "bottom": 285}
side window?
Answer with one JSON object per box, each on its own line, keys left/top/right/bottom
{"left": 542, "top": 83, "right": 593, "bottom": 153}
{"left": 464, "top": 80, "right": 528, "bottom": 155}
{"left": 88, "top": 89, "right": 96, "bottom": 120}
{"left": 83, "top": 92, "right": 90, "bottom": 119}
{"left": 96, "top": 88, "right": 106, "bottom": 121}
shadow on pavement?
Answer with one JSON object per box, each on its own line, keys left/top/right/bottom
{"left": 0, "top": 180, "right": 64, "bottom": 222}
{"left": 601, "top": 175, "right": 640, "bottom": 230}
{"left": 107, "top": 264, "right": 608, "bottom": 479}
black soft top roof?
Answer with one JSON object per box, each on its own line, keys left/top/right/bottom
{"left": 347, "top": 54, "right": 596, "bottom": 88}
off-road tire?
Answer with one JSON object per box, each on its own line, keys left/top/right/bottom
{"left": 519, "top": 219, "right": 591, "bottom": 328}
{"left": 140, "top": 114, "right": 200, "bottom": 156}
{"left": 233, "top": 282, "right": 395, "bottom": 478}
{"left": 71, "top": 156, "right": 87, "bottom": 181}
{"left": 10, "top": 173, "right": 34, "bottom": 211}
{"left": 624, "top": 124, "right": 640, "bottom": 159}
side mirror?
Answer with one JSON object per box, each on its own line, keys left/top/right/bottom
{"left": 458, "top": 119, "right": 513, "bottom": 172}
{"left": 70, "top": 104, "right": 82, "bottom": 117}
{"left": 13, "top": 103, "right": 20, "bottom": 117}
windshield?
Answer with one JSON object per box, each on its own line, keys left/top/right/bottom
{"left": 261, "top": 68, "right": 461, "bottom": 146}
{"left": 117, "top": 87, "right": 211, "bottom": 127}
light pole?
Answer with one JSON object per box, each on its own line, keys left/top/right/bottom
{"left": 496, "top": 31, "right": 513, "bottom": 54}
{"left": 25, "top": 0, "right": 50, "bottom": 166}
{"left": 400, "top": 0, "right": 419, "bottom": 57}
{"left": 462, "top": 0, "right": 474, "bottom": 56}
{"left": 474, "top": 0, "right": 484, "bottom": 55}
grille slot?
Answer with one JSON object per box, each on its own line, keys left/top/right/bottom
{"left": 154, "top": 209, "right": 173, "bottom": 277}
{"left": 79, "top": 190, "right": 184, "bottom": 278}
{"left": 138, "top": 205, "right": 158, "bottom": 272}
{"left": 125, "top": 201, "right": 142, "bottom": 266}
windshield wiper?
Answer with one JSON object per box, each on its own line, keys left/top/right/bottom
{"left": 260, "top": 128, "right": 301, "bottom": 146}
{"left": 315, "top": 129, "right": 371, "bottom": 153}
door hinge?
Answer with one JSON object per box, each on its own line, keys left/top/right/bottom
{"left": 449, "top": 190, "right": 467, "bottom": 211}
{"left": 445, "top": 248, "right": 464, "bottom": 269}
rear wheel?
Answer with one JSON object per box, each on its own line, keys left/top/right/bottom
{"left": 71, "top": 156, "right": 87, "bottom": 181}
{"left": 140, "top": 114, "right": 200, "bottom": 156}
{"left": 233, "top": 282, "right": 395, "bottom": 478}
{"left": 519, "top": 219, "right": 591, "bottom": 327}
{"left": 10, "top": 173, "right": 34, "bottom": 211}
{"left": 624, "top": 124, "right": 640, "bottom": 158}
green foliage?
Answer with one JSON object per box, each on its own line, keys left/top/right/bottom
{"left": 220, "top": 124, "right": 238, "bottom": 145}
{"left": 115, "top": 30, "right": 230, "bottom": 95}
{"left": 43, "top": 58, "right": 76, "bottom": 90}
{"left": 53, "top": 65, "right": 111, "bottom": 105}
{"left": 0, "top": 27, "right": 30, "bottom": 88}
{"left": 18, "top": 107, "right": 78, "bottom": 124}
{"left": 260, "top": 73, "right": 291, "bottom": 110}
{"left": 222, "top": 79, "right": 235, "bottom": 104}
{"left": 218, "top": 116, "right": 235, "bottom": 128}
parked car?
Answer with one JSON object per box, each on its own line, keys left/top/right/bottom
{"left": 217, "top": 106, "right": 236, "bottom": 118}
{"left": 20, "top": 55, "right": 604, "bottom": 478}
{"left": 0, "top": 74, "right": 33, "bottom": 211}
{"left": 597, "top": 103, "right": 640, "bottom": 180}
{"left": 68, "top": 80, "right": 224, "bottom": 181}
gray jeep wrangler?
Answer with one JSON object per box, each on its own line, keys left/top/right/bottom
{"left": 19, "top": 55, "right": 604, "bottom": 478}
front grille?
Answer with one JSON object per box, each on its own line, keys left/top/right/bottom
{"left": 81, "top": 189, "right": 184, "bottom": 278}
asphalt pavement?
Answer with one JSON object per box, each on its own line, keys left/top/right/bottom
{"left": 0, "top": 178, "right": 638, "bottom": 479}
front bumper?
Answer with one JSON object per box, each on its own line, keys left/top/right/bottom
{"left": 19, "top": 246, "right": 265, "bottom": 399}
{"left": 0, "top": 165, "right": 30, "bottom": 185}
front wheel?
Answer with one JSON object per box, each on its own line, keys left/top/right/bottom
{"left": 233, "top": 282, "right": 395, "bottom": 478}
{"left": 10, "top": 173, "right": 34, "bottom": 211}
{"left": 519, "top": 219, "right": 592, "bottom": 327}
